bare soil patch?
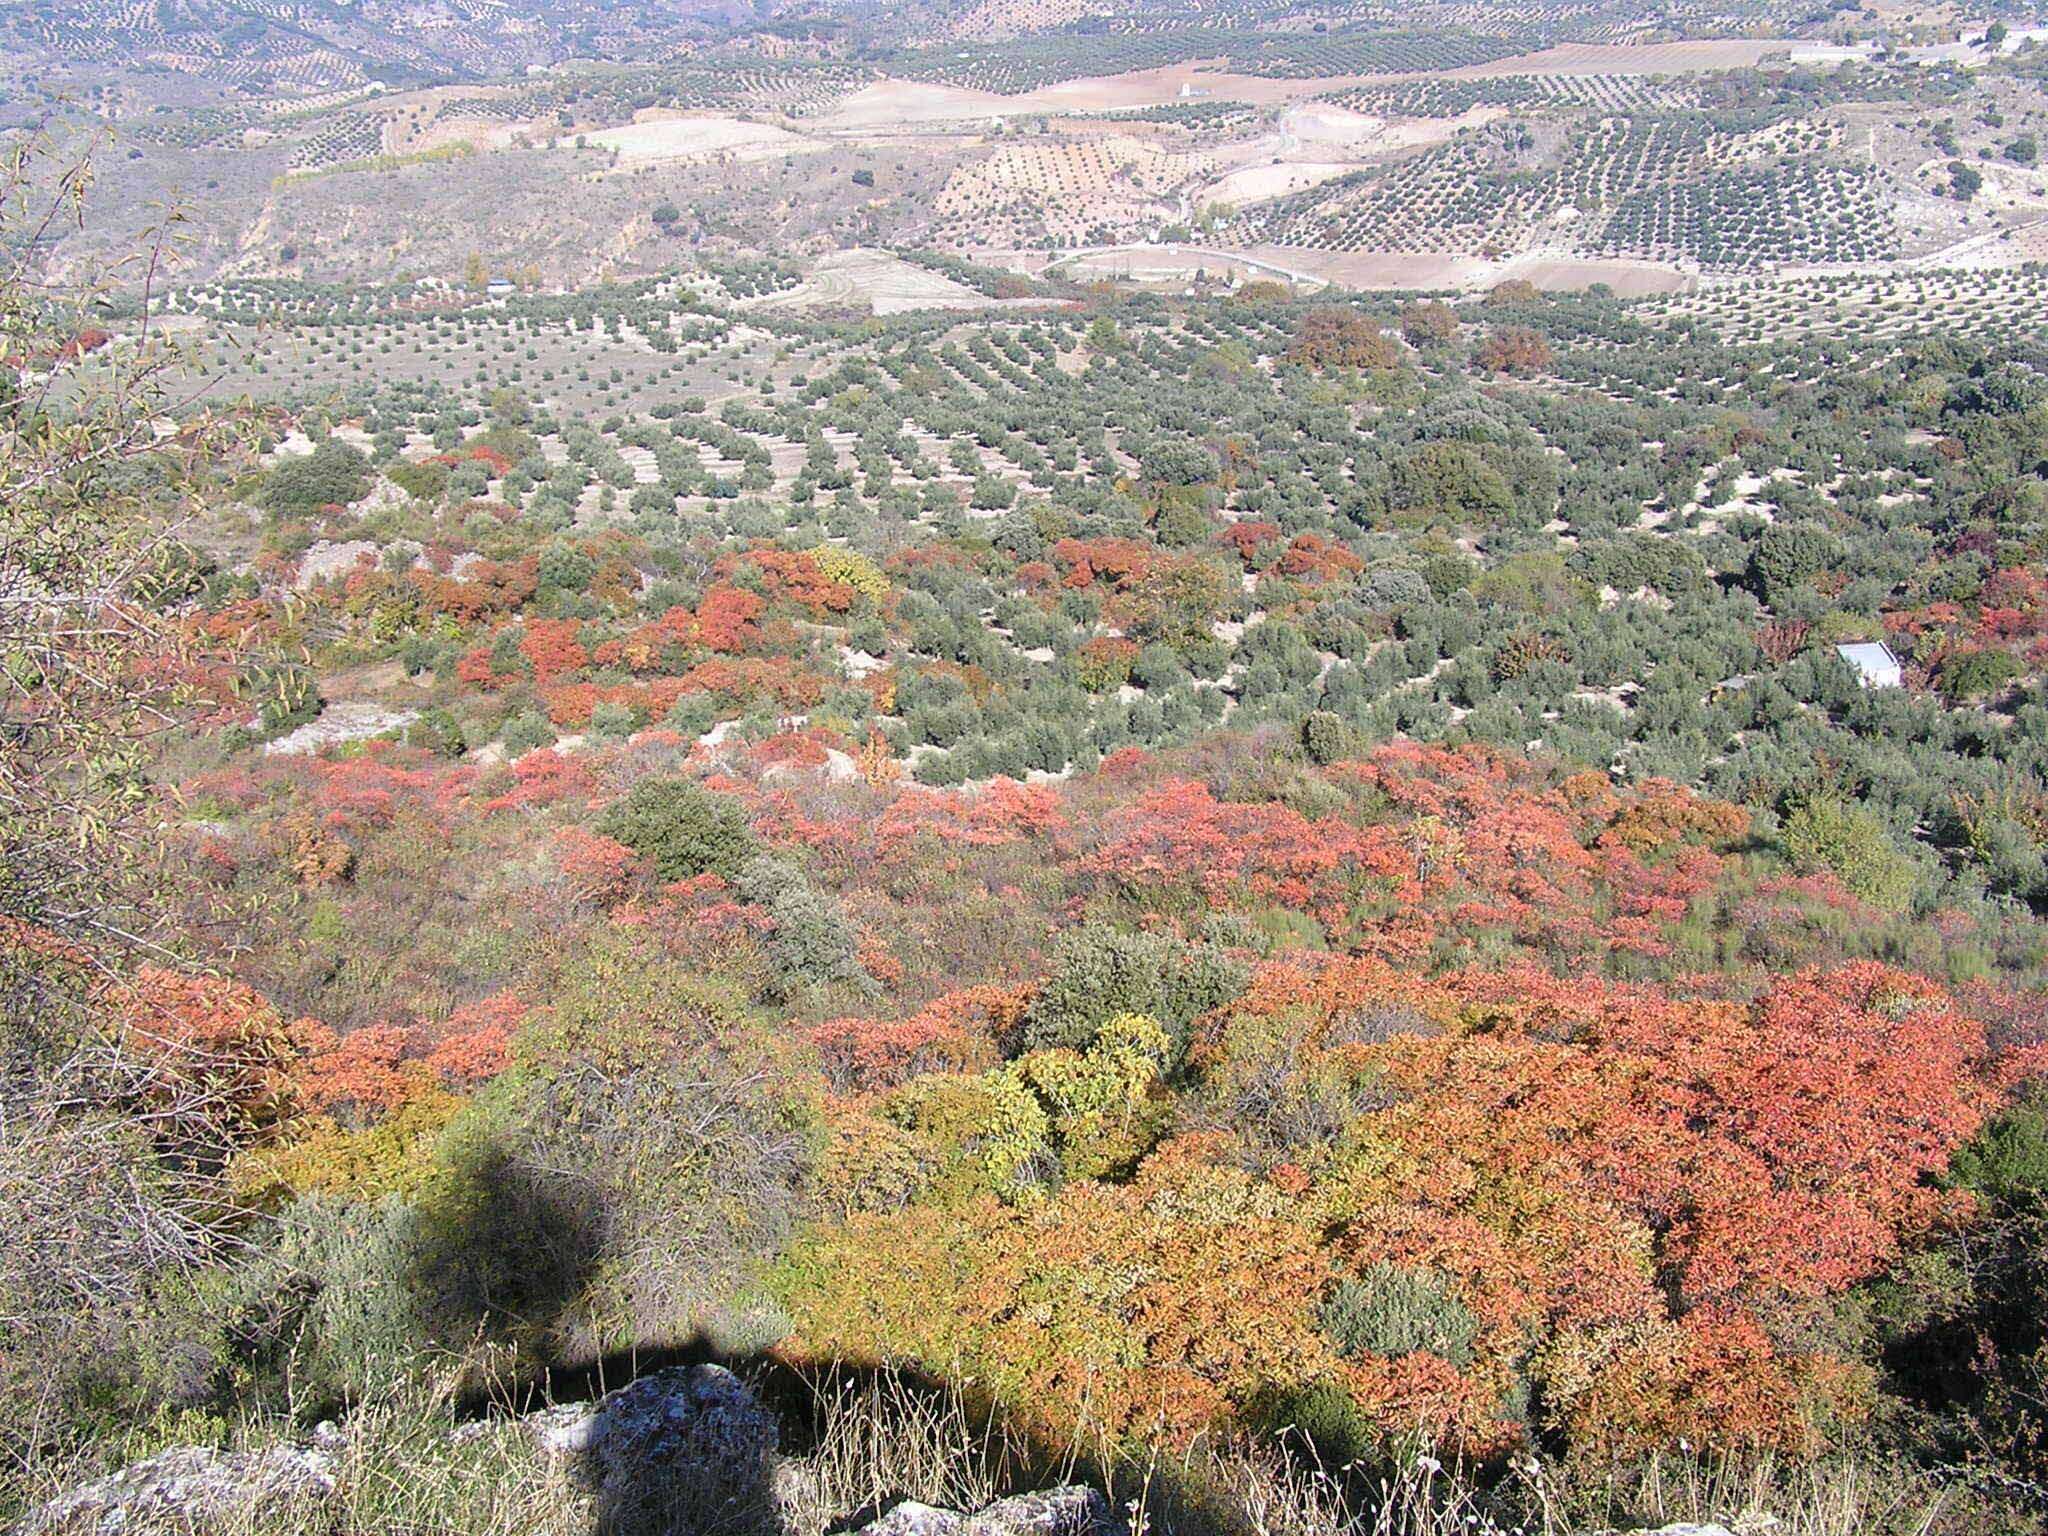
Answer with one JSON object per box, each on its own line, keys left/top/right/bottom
{"left": 746, "top": 248, "right": 1040, "bottom": 314}
{"left": 567, "top": 115, "right": 822, "bottom": 168}
{"left": 1202, "top": 161, "right": 1363, "bottom": 207}
{"left": 1238, "top": 243, "right": 1695, "bottom": 293}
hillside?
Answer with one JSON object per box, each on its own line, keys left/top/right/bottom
{"left": 13, "top": 0, "right": 2047, "bottom": 296}
{"left": 9, "top": 3, "right": 2048, "bottom": 1535}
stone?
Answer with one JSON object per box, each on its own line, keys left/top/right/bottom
{"left": 24, "top": 1371, "right": 1114, "bottom": 1536}
{"left": 21, "top": 1442, "right": 337, "bottom": 1535}
{"left": 293, "top": 538, "right": 379, "bottom": 590}
{"left": 524, "top": 1364, "right": 781, "bottom": 1533}
{"left": 262, "top": 701, "right": 421, "bottom": 757}
{"left": 526, "top": 1363, "right": 778, "bottom": 1491}
{"left": 857, "top": 1485, "right": 1121, "bottom": 1536}
{"left": 860, "top": 1499, "right": 968, "bottom": 1536}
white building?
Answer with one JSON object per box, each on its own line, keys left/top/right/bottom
{"left": 1835, "top": 641, "right": 1903, "bottom": 689}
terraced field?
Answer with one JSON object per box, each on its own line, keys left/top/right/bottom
{"left": 1238, "top": 122, "right": 1562, "bottom": 256}
{"left": 1240, "top": 107, "right": 1908, "bottom": 271}
{"left": 874, "top": 26, "right": 1521, "bottom": 94}
{"left": 1327, "top": 73, "right": 1688, "bottom": 117}
{"left": 20, "top": 0, "right": 2044, "bottom": 293}
{"left": 286, "top": 112, "right": 391, "bottom": 172}
{"left": 930, "top": 137, "right": 1215, "bottom": 246}
{"left": 1595, "top": 160, "right": 1896, "bottom": 268}
{"left": 1638, "top": 264, "right": 2048, "bottom": 345}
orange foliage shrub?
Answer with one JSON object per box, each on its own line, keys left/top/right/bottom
{"left": 557, "top": 827, "right": 641, "bottom": 905}
{"left": 1184, "top": 954, "right": 2005, "bottom": 1451}
{"left": 1215, "top": 522, "right": 1284, "bottom": 566}
{"left": 1073, "top": 636, "right": 1140, "bottom": 692}
{"left": 789, "top": 1137, "right": 1332, "bottom": 1446}
{"left": 1082, "top": 777, "right": 1408, "bottom": 932}
{"left": 1596, "top": 779, "right": 1750, "bottom": 855}
{"left": 424, "top": 992, "right": 522, "bottom": 1084}
{"left": 520, "top": 618, "right": 589, "bottom": 683}
{"left": 810, "top": 985, "right": 1020, "bottom": 1093}
{"left": 113, "top": 967, "right": 298, "bottom": 1144}
{"left": 1049, "top": 537, "right": 1154, "bottom": 591}
{"left": 282, "top": 812, "right": 355, "bottom": 886}
{"left": 1276, "top": 533, "right": 1364, "bottom": 584}
{"left": 288, "top": 1019, "right": 431, "bottom": 1117}
{"left": 719, "top": 548, "right": 857, "bottom": 618}
{"left": 479, "top": 748, "right": 595, "bottom": 813}
{"left": 1473, "top": 325, "right": 1554, "bottom": 377}
{"left": 306, "top": 747, "right": 475, "bottom": 832}
{"left": 1286, "top": 307, "right": 1403, "bottom": 371}
{"left": 411, "top": 556, "right": 538, "bottom": 624}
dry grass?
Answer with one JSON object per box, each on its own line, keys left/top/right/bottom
{"left": 4, "top": 1369, "right": 1977, "bottom": 1536}
{"left": 775, "top": 1369, "right": 1031, "bottom": 1533}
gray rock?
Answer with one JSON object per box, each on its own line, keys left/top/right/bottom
{"left": 526, "top": 1363, "right": 780, "bottom": 1527}
{"left": 23, "top": 1366, "right": 776, "bottom": 1535}
{"left": 858, "top": 1486, "right": 1120, "bottom": 1536}
{"left": 21, "top": 1442, "right": 337, "bottom": 1535}
{"left": 261, "top": 701, "right": 420, "bottom": 757}
{"left": 860, "top": 1499, "right": 968, "bottom": 1536}
{"left": 526, "top": 1363, "right": 775, "bottom": 1473}
{"left": 292, "top": 538, "right": 379, "bottom": 591}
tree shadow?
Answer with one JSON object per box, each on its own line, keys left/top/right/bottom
{"left": 542, "top": 1346, "right": 1314, "bottom": 1536}
{"left": 414, "top": 1157, "right": 1261, "bottom": 1536}
{"left": 437, "top": 1143, "right": 612, "bottom": 1361}
{"left": 223, "top": 1139, "right": 613, "bottom": 1427}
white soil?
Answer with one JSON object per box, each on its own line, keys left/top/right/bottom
{"left": 564, "top": 114, "right": 822, "bottom": 168}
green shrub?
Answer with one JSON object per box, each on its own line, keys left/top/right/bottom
{"left": 734, "top": 856, "right": 875, "bottom": 1001}
{"left": 262, "top": 440, "right": 369, "bottom": 517}
{"left": 406, "top": 709, "right": 465, "bottom": 757}
{"left": 1749, "top": 521, "right": 1842, "bottom": 598}
{"left": 586, "top": 700, "right": 639, "bottom": 742}
{"left": 1318, "top": 1262, "right": 1479, "bottom": 1366}
{"left": 1258, "top": 1382, "right": 1371, "bottom": 1466}
{"left": 1301, "top": 710, "right": 1357, "bottom": 766}
{"left": 1780, "top": 796, "right": 1916, "bottom": 911}
{"left": 595, "top": 777, "right": 757, "bottom": 882}
{"left": 664, "top": 697, "right": 722, "bottom": 742}
{"left": 1940, "top": 648, "right": 2022, "bottom": 700}
{"left": 501, "top": 936, "right": 812, "bottom": 1348}
{"left": 385, "top": 458, "right": 446, "bottom": 502}
{"left": 1019, "top": 924, "right": 1250, "bottom": 1058}
{"left": 537, "top": 542, "right": 596, "bottom": 593}
{"left": 236, "top": 1142, "right": 606, "bottom": 1409}
{"left": 501, "top": 710, "right": 556, "bottom": 755}
{"left": 1950, "top": 1084, "right": 2048, "bottom": 1204}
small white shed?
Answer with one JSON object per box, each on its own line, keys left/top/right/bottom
{"left": 1835, "top": 641, "right": 1902, "bottom": 689}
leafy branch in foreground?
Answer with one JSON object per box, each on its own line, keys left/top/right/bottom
{"left": 0, "top": 130, "right": 254, "bottom": 1481}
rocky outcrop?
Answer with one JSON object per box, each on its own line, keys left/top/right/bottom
{"left": 20, "top": 1437, "right": 340, "bottom": 1535}
{"left": 261, "top": 700, "right": 420, "bottom": 756}
{"left": 526, "top": 1362, "right": 778, "bottom": 1497}
{"left": 17, "top": 1367, "right": 1122, "bottom": 1536}
{"left": 16, "top": 1367, "right": 777, "bottom": 1536}
{"left": 856, "top": 1486, "right": 1121, "bottom": 1536}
